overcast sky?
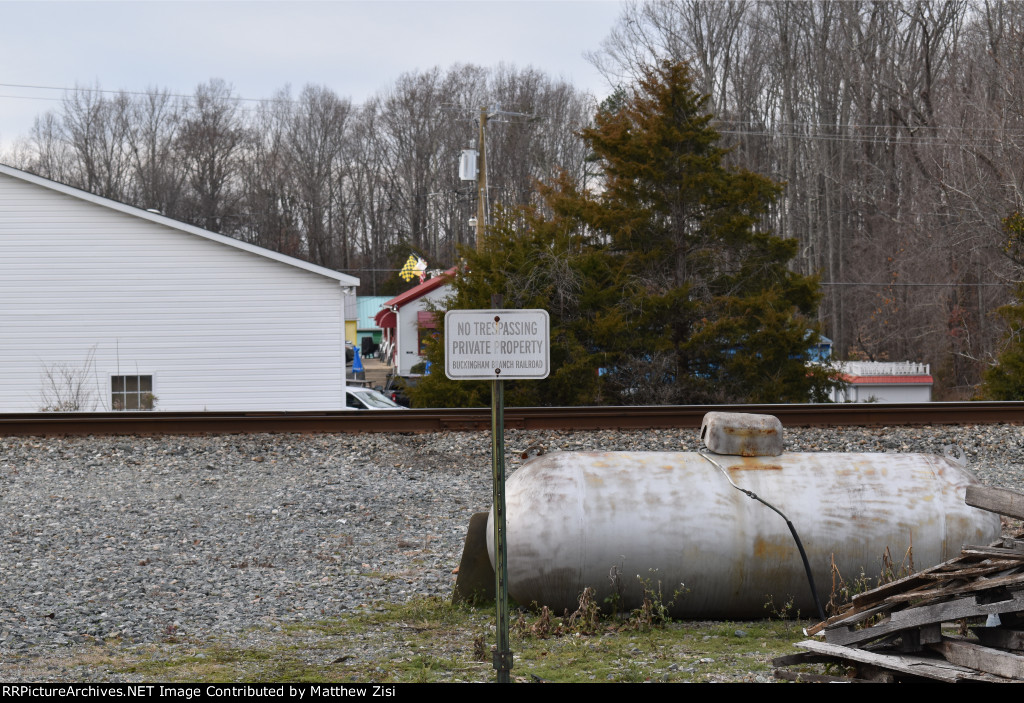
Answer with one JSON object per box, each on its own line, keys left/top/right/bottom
{"left": 0, "top": 0, "right": 625, "bottom": 150}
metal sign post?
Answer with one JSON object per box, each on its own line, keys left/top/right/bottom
{"left": 445, "top": 305, "right": 549, "bottom": 683}
{"left": 490, "top": 371, "right": 511, "bottom": 682}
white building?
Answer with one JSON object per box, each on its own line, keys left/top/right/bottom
{"left": 830, "top": 361, "right": 934, "bottom": 403}
{"left": 374, "top": 268, "right": 454, "bottom": 377}
{"left": 0, "top": 164, "right": 359, "bottom": 412}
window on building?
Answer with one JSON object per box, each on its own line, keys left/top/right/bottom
{"left": 112, "top": 375, "right": 155, "bottom": 410}
{"left": 417, "top": 310, "right": 440, "bottom": 356}
{"left": 418, "top": 328, "right": 440, "bottom": 355}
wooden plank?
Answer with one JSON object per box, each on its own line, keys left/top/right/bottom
{"left": 847, "top": 577, "right": 927, "bottom": 609}
{"left": 898, "top": 624, "right": 938, "bottom": 652}
{"left": 973, "top": 628, "right": 1024, "bottom": 652}
{"left": 805, "top": 617, "right": 839, "bottom": 637}
{"left": 810, "top": 602, "right": 895, "bottom": 636}
{"left": 897, "top": 572, "right": 1024, "bottom": 604}
{"left": 825, "top": 591, "right": 1024, "bottom": 646}
{"left": 920, "top": 623, "right": 943, "bottom": 644}
{"left": 921, "top": 561, "right": 1023, "bottom": 579}
{"left": 1004, "top": 538, "right": 1024, "bottom": 552}
{"left": 884, "top": 571, "right": 1024, "bottom": 607}
{"left": 849, "top": 573, "right": 938, "bottom": 608}
{"left": 822, "top": 583, "right": 945, "bottom": 620}
{"left": 882, "top": 581, "right": 966, "bottom": 605}
{"left": 882, "top": 591, "right": 960, "bottom": 608}
{"left": 966, "top": 484, "right": 1024, "bottom": 521}
{"left": 796, "top": 639, "right": 1007, "bottom": 683}
{"left": 962, "top": 545, "right": 1024, "bottom": 560}
{"left": 930, "top": 638, "right": 1024, "bottom": 680}
{"left": 771, "top": 652, "right": 839, "bottom": 667}
{"left": 889, "top": 589, "right": 1024, "bottom": 625}
{"left": 888, "top": 623, "right": 942, "bottom": 653}
{"left": 848, "top": 555, "right": 987, "bottom": 610}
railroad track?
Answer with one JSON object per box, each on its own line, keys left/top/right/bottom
{"left": 2, "top": 402, "right": 1024, "bottom": 436}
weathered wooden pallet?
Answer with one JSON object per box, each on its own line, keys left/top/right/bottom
{"left": 792, "top": 485, "right": 1024, "bottom": 681}
{"left": 825, "top": 589, "right": 1024, "bottom": 647}
{"left": 792, "top": 639, "right": 1019, "bottom": 683}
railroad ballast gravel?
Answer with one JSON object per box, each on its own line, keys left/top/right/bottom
{"left": 1, "top": 424, "right": 1022, "bottom": 658}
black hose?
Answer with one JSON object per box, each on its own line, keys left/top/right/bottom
{"left": 698, "top": 451, "right": 827, "bottom": 622}
{"left": 784, "top": 518, "right": 827, "bottom": 622}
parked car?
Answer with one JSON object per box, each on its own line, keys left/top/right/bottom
{"left": 383, "top": 376, "right": 416, "bottom": 408}
{"left": 345, "top": 387, "right": 406, "bottom": 410}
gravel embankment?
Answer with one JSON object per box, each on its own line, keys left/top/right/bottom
{"left": 1, "top": 424, "right": 1022, "bottom": 678}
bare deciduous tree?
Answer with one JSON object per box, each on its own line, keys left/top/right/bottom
{"left": 177, "top": 79, "right": 246, "bottom": 233}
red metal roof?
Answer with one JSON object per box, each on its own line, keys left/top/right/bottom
{"left": 373, "top": 267, "right": 456, "bottom": 328}
{"left": 382, "top": 267, "right": 457, "bottom": 309}
{"left": 839, "top": 375, "right": 933, "bottom": 385}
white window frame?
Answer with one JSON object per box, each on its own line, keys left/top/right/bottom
{"left": 111, "top": 374, "right": 156, "bottom": 410}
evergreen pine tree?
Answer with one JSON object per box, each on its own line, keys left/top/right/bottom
{"left": 543, "top": 60, "right": 832, "bottom": 403}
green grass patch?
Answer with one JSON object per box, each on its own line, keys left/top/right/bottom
{"left": 9, "top": 597, "right": 811, "bottom": 683}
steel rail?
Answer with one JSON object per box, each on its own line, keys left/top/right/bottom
{"left": 2, "top": 402, "right": 1024, "bottom": 437}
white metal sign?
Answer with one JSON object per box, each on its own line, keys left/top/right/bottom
{"left": 444, "top": 309, "right": 550, "bottom": 380}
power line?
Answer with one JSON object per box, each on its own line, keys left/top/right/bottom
{"left": 0, "top": 81, "right": 295, "bottom": 105}
{"left": 0, "top": 82, "right": 538, "bottom": 117}
{"left": 0, "top": 81, "right": 375, "bottom": 119}
{"left": 0, "top": 93, "right": 65, "bottom": 104}
{"left": 8, "top": 79, "right": 1024, "bottom": 143}
{"left": 719, "top": 116, "right": 1024, "bottom": 135}
{"left": 717, "top": 128, "right": 1012, "bottom": 148}
{"left": 5, "top": 80, "right": 1021, "bottom": 135}
{"left": 4, "top": 81, "right": 1023, "bottom": 148}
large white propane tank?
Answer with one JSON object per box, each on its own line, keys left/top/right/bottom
{"left": 487, "top": 449, "right": 1000, "bottom": 618}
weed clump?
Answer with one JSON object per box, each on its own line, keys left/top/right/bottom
{"left": 826, "top": 544, "right": 915, "bottom": 617}
{"left": 626, "top": 572, "right": 687, "bottom": 631}
{"left": 512, "top": 589, "right": 601, "bottom": 639}
{"left": 763, "top": 594, "right": 800, "bottom": 621}
{"left": 568, "top": 587, "right": 602, "bottom": 634}
{"left": 512, "top": 570, "right": 687, "bottom": 640}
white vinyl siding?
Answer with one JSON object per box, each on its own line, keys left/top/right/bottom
{"left": 395, "top": 286, "right": 450, "bottom": 376}
{"left": 0, "top": 171, "right": 355, "bottom": 412}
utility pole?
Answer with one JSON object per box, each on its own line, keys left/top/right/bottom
{"left": 467, "top": 105, "right": 532, "bottom": 253}
{"left": 476, "top": 106, "right": 487, "bottom": 253}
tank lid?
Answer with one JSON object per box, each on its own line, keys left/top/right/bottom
{"left": 700, "top": 412, "right": 784, "bottom": 457}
